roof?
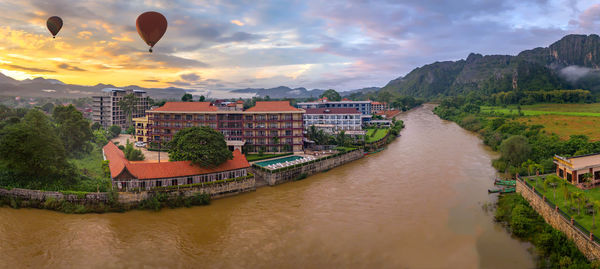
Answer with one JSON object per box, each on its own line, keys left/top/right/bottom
{"left": 342, "top": 98, "right": 351, "bottom": 101}
{"left": 102, "top": 142, "right": 250, "bottom": 180}
{"left": 371, "top": 101, "right": 382, "bottom": 105}
{"left": 557, "top": 153, "right": 600, "bottom": 170}
{"left": 151, "top": 102, "right": 218, "bottom": 112}
{"left": 236, "top": 100, "right": 245, "bottom": 104}
{"left": 245, "top": 101, "right": 302, "bottom": 112}
{"left": 305, "top": 108, "right": 360, "bottom": 114}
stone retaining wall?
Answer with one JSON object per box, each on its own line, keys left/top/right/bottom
{"left": 0, "top": 177, "right": 256, "bottom": 206}
{"left": 517, "top": 179, "right": 600, "bottom": 261}
{"left": 251, "top": 149, "right": 364, "bottom": 185}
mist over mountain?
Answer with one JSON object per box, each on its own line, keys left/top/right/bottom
{"left": 380, "top": 34, "right": 600, "bottom": 98}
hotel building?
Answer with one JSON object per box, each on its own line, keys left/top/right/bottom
{"left": 297, "top": 99, "right": 372, "bottom": 115}
{"left": 92, "top": 88, "right": 149, "bottom": 129}
{"left": 144, "top": 101, "right": 305, "bottom": 153}
{"left": 554, "top": 154, "right": 600, "bottom": 187}
{"left": 303, "top": 108, "right": 363, "bottom": 134}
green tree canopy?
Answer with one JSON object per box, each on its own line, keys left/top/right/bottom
{"left": 198, "top": 95, "right": 206, "bottom": 102}
{"left": 499, "top": 135, "right": 532, "bottom": 167}
{"left": 52, "top": 105, "right": 93, "bottom": 155}
{"left": 0, "top": 109, "right": 73, "bottom": 180}
{"left": 181, "top": 93, "right": 193, "bottom": 102}
{"left": 109, "top": 125, "right": 121, "bottom": 138}
{"left": 320, "top": 89, "right": 341, "bottom": 101}
{"left": 167, "top": 127, "right": 233, "bottom": 167}
{"left": 124, "top": 140, "right": 145, "bottom": 161}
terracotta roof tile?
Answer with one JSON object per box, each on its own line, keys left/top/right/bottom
{"left": 245, "top": 101, "right": 302, "bottom": 112}
{"left": 103, "top": 142, "right": 250, "bottom": 180}
{"left": 151, "top": 102, "right": 218, "bottom": 112}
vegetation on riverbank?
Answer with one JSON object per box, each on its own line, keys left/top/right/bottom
{"left": 495, "top": 193, "right": 593, "bottom": 268}
{"left": 0, "top": 191, "right": 211, "bottom": 214}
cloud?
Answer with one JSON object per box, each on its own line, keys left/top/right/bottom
{"left": 2, "top": 64, "right": 54, "bottom": 73}
{"left": 231, "top": 20, "right": 244, "bottom": 26}
{"left": 57, "top": 63, "right": 86, "bottom": 71}
{"left": 143, "top": 79, "right": 160, "bottom": 82}
{"left": 180, "top": 72, "right": 200, "bottom": 81}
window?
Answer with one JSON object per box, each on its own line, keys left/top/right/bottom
{"left": 156, "top": 181, "right": 162, "bottom": 187}
{"left": 140, "top": 182, "right": 146, "bottom": 188}
{"left": 186, "top": 115, "right": 192, "bottom": 120}
{"left": 187, "top": 177, "right": 193, "bottom": 184}
{"left": 171, "top": 179, "right": 178, "bottom": 186}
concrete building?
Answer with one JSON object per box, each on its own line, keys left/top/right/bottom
{"left": 303, "top": 108, "right": 363, "bottom": 134}
{"left": 103, "top": 142, "right": 250, "bottom": 191}
{"left": 297, "top": 99, "right": 372, "bottom": 115}
{"left": 371, "top": 101, "right": 388, "bottom": 113}
{"left": 133, "top": 116, "right": 149, "bottom": 142}
{"left": 554, "top": 154, "right": 600, "bottom": 187}
{"left": 92, "top": 88, "right": 149, "bottom": 129}
{"left": 143, "top": 101, "right": 305, "bottom": 153}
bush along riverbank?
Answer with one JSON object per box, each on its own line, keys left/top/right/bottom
{"left": 0, "top": 190, "right": 211, "bottom": 214}
{"left": 496, "top": 193, "right": 595, "bottom": 268}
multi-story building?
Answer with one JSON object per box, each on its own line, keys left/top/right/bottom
{"left": 133, "top": 116, "right": 149, "bottom": 142}
{"left": 144, "top": 101, "right": 304, "bottom": 153}
{"left": 303, "top": 108, "right": 363, "bottom": 134}
{"left": 297, "top": 99, "right": 372, "bottom": 115}
{"left": 371, "top": 101, "right": 388, "bottom": 113}
{"left": 103, "top": 141, "right": 250, "bottom": 191}
{"left": 92, "top": 88, "right": 149, "bottom": 129}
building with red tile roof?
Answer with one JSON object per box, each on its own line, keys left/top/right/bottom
{"left": 144, "top": 100, "right": 305, "bottom": 153}
{"left": 103, "top": 142, "right": 250, "bottom": 191}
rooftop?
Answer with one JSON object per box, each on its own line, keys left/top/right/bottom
{"left": 103, "top": 142, "right": 250, "bottom": 180}
{"left": 245, "top": 101, "right": 302, "bottom": 112}
{"left": 555, "top": 153, "right": 600, "bottom": 170}
{"left": 151, "top": 102, "right": 218, "bottom": 112}
{"left": 305, "top": 108, "right": 361, "bottom": 114}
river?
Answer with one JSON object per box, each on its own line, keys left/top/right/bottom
{"left": 0, "top": 104, "right": 534, "bottom": 268}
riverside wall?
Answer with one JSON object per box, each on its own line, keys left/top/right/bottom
{"left": 251, "top": 149, "right": 364, "bottom": 186}
{"left": 517, "top": 179, "right": 600, "bottom": 261}
{"left": 0, "top": 177, "right": 256, "bottom": 206}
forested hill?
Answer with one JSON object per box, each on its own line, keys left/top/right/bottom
{"left": 381, "top": 34, "right": 600, "bottom": 98}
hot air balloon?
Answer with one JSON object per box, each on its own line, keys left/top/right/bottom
{"left": 46, "top": 16, "right": 63, "bottom": 38}
{"left": 136, "top": 11, "right": 167, "bottom": 53}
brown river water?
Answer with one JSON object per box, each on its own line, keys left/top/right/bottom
{"left": 0, "top": 104, "right": 535, "bottom": 268}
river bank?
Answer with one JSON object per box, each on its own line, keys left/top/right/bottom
{"left": 433, "top": 101, "right": 595, "bottom": 267}
{"left": 0, "top": 104, "right": 534, "bottom": 268}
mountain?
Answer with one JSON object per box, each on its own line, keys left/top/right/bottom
{"left": 231, "top": 86, "right": 325, "bottom": 99}
{"left": 381, "top": 34, "right": 600, "bottom": 98}
{"left": 0, "top": 77, "right": 188, "bottom": 100}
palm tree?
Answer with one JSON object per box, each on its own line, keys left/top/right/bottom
{"left": 561, "top": 181, "right": 570, "bottom": 207}
{"left": 544, "top": 175, "right": 561, "bottom": 203}
{"left": 118, "top": 93, "right": 137, "bottom": 128}
{"left": 573, "top": 192, "right": 585, "bottom": 216}
{"left": 583, "top": 173, "right": 594, "bottom": 189}
{"left": 594, "top": 201, "right": 600, "bottom": 230}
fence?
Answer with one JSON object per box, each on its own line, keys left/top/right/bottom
{"left": 517, "top": 178, "right": 600, "bottom": 260}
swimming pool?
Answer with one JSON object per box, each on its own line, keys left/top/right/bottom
{"left": 255, "top": 155, "right": 304, "bottom": 167}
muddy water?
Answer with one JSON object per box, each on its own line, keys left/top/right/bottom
{"left": 0, "top": 104, "right": 534, "bottom": 268}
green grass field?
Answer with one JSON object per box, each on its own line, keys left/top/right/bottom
{"left": 69, "top": 145, "right": 105, "bottom": 179}
{"left": 526, "top": 177, "right": 600, "bottom": 236}
{"left": 366, "top": 128, "right": 389, "bottom": 143}
{"left": 481, "top": 103, "right": 600, "bottom": 117}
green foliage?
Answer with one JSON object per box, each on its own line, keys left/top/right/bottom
{"left": 126, "top": 125, "right": 135, "bottom": 135}
{"left": 117, "top": 93, "right": 138, "bottom": 128}
{"left": 499, "top": 135, "right": 531, "bottom": 167}
{"left": 91, "top": 122, "right": 101, "bottom": 131}
{"left": 198, "top": 95, "right": 205, "bottom": 102}
{"left": 320, "top": 89, "right": 342, "bottom": 101}
{"left": 123, "top": 139, "right": 145, "bottom": 161}
{"left": 168, "top": 127, "right": 233, "bottom": 167}
{"left": 181, "top": 93, "right": 193, "bottom": 102}
{"left": 108, "top": 125, "right": 121, "bottom": 138}
{"left": 93, "top": 129, "right": 109, "bottom": 146}
{"left": 52, "top": 105, "right": 93, "bottom": 156}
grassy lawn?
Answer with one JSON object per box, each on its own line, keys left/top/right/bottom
{"left": 365, "top": 128, "right": 389, "bottom": 143}
{"left": 69, "top": 145, "right": 105, "bottom": 179}
{"left": 516, "top": 115, "right": 600, "bottom": 141}
{"left": 245, "top": 153, "right": 292, "bottom": 162}
{"left": 334, "top": 146, "right": 357, "bottom": 152}
{"left": 525, "top": 177, "right": 600, "bottom": 236}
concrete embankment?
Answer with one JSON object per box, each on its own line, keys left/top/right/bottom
{"left": 517, "top": 179, "right": 600, "bottom": 261}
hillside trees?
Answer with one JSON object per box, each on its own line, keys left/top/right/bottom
{"left": 53, "top": 105, "right": 93, "bottom": 156}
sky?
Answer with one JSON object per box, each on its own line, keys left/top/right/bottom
{"left": 0, "top": 0, "right": 599, "bottom": 93}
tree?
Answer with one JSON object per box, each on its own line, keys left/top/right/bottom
{"left": 583, "top": 172, "right": 593, "bottom": 188}
{"left": 52, "top": 105, "right": 93, "bottom": 155}
{"left": 167, "top": 127, "right": 233, "bottom": 167}
{"left": 181, "top": 93, "right": 193, "bottom": 102}
{"left": 117, "top": 93, "right": 137, "bottom": 128}
{"left": 123, "top": 139, "right": 145, "bottom": 161}
{"left": 198, "top": 95, "right": 206, "bottom": 102}
{"left": 41, "top": 103, "right": 54, "bottom": 113}
{"left": 336, "top": 131, "right": 349, "bottom": 147}
{"left": 499, "top": 135, "right": 531, "bottom": 167}
{"left": 93, "top": 129, "right": 109, "bottom": 146}
{"left": 0, "top": 109, "right": 73, "bottom": 181}
{"left": 544, "top": 175, "right": 561, "bottom": 203}
{"left": 320, "top": 89, "right": 341, "bottom": 101}
{"left": 91, "top": 122, "right": 102, "bottom": 131}
{"left": 109, "top": 125, "right": 122, "bottom": 138}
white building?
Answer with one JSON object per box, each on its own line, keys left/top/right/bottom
{"left": 303, "top": 108, "right": 363, "bottom": 134}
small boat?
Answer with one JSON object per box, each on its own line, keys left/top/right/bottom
{"left": 488, "top": 189, "right": 501, "bottom": 193}
{"left": 500, "top": 187, "right": 516, "bottom": 194}
{"left": 494, "top": 180, "right": 516, "bottom": 186}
